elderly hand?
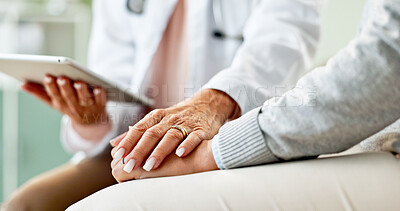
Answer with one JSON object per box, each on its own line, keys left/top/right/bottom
{"left": 111, "top": 139, "right": 218, "bottom": 183}
{"left": 110, "top": 89, "right": 239, "bottom": 172}
{"left": 21, "top": 75, "right": 111, "bottom": 140}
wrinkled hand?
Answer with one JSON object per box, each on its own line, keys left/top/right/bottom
{"left": 111, "top": 139, "right": 218, "bottom": 183}
{"left": 110, "top": 89, "right": 240, "bottom": 172}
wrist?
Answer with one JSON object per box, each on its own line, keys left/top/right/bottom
{"left": 196, "top": 140, "right": 218, "bottom": 172}
{"left": 71, "top": 118, "right": 112, "bottom": 142}
{"left": 194, "top": 89, "right": 241, "bottom": 122}
{"left": 207, "top": 140, "right": 219, "bottom": 170}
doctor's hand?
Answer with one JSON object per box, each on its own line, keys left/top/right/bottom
{"left": 111, "top": 139, "right": 218, "bottom": 183}
{"left": 110, "top": 89, "right": 240, "bottom": 173}
{"left": 21, "top": 75, "right": 111, "bottom": 140}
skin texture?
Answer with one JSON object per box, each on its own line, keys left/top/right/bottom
{"left": 110, "top": 89, "right": 240, "bottom": 172}
{"left": 111, "top": 140, "right": 219, "bottom": 183}
{"left": 21, "top": 75, "right": 111, "bottom": 141}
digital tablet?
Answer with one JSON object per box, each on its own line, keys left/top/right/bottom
{"left": 0, "top": 54, "right": 154, "bottom": 106}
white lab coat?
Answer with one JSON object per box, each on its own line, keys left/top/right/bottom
{"left": 61, "top": 0, "right": 323, "bottom": 159}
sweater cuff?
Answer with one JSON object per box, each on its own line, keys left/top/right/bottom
{"left": 212, "top": 107, "right": 278, "bottom": 169}
{"left": 211, "top": 135, "right": 225, "bottom": 169}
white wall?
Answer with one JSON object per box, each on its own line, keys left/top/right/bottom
{"left": 313, "top": 0, "right": 367, "bottom": 67}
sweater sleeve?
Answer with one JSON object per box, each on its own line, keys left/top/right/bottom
{"left": 202, "top": 0, "right": 322, "bottom": 115}
{"left": 212, "top": 107, "right": 279, "bottom": 169}
{"left": 212, "top": 0, "right": 400, "bottom": 169}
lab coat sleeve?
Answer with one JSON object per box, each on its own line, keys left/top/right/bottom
{"left": 61, "top": 0, "right": 139, "bottom": 157}
{"left": 202, "top": 0, "right": 323, "bottom": 115}
{"left": 212, "top": 0, "right": 400, "bottom": 169}
{"left": 60, "top": 114, "right": 118, "bottom": 158}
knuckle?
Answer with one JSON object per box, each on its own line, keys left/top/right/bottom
{"left": 184, "top": 137, "right": 199, "bottom": 148}
{"left": 144, "top": 128, "right": 163, "bottom": 139}
{"left": 53, "top": 96, "right": 65, "bottom": 104}
{"left": 167, "top": 114, "right": 179, "bottom": 123}
{"left": 121, "top": 137, "right": 136, "bottom": 148}
{"left": 168, "top": 130, "right": 183, "bottom": 140}
{"left": 131, "top": 148, "right": 147, "bottom": 160}
{"left": 154, "top": 145, "right": 171, "bottom": 157}
{"left": 150, "top": 109, "right": 164, "bottom": 118}
{"left": 52, "top": 101, "right": 63, "bottom": 110}
{"left": 168, "top": 113, "right": 186, "bottom": 123}
{"left": 191, "top": 131, "right": 206, "bottom": 139}
{"left": 111, "top": 168, "right": 119, "bottom": 177}
{"left": 64, "top": 92, "right": 76, "bottom": 100}
{"left": 66, "top": 103, "right": 77, "bottom": 113}
{"left": 133, "top": 123, "right": 147, "bottom": 133}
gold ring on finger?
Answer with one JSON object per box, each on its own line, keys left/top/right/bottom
{"left": 170, "top": 125, "right": 189, "bottom": 140}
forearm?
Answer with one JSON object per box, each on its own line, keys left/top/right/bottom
{"left": 182, "top": 89, "right": 241, "bottom": 122}
{"left": 213, "top": 0, "right": 400, "bottom": 169}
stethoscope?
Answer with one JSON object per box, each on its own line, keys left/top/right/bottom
{"left": 127, "top": 0, "right": 244, "bottom": 42}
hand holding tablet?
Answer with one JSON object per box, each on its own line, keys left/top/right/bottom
{"left": 0, "top": 54, "right": 154, "bottom": 141}
{"left": 0, "top": 54, "right": 154, "bottom": 106}
{"left": 22, "top": 75, "right": 108, "bottom": 125}
{"left": 21, "top": 75, "right": 114, "bottom": 141}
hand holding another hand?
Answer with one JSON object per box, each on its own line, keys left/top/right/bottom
{"left": 111, "top": 139, "right": 218, "bottom": 183}
{"left": 110, "top": 89, "right": 240, "bottom": 173}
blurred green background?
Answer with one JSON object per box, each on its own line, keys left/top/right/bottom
{"left": 0, "top": 0, "right": 92, "bottom": 202}
{"left": 0, "top": 91, "right": 3, "bottom": 201}
{"left": 0, "top": 0, "right": 366, "bottom": 203}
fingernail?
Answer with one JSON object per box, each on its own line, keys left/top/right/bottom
{"left": 143, "top": 157, "right": 157, "bottom": 172}
{"left": 114, "top": 148, "right": 125, "bottom": 160}
{"left": 57, "top": 78, "right": 66, "bottom": 86}
{"left": 94, "top": 88, "right": 101, "bottom": 95}
{"left": 123, "top": 159, "right": 135, "bottom": 173}
{"left": 74, "top": 83, "right": 82, "bottom": 90}
{"left": 109, "top": 139, "right": 115, "bottom": 146}
{"left": 176, "top": 147, "right": 185, "bottom": 157}
{"left": 44, "top": 76, "right": 52, "bottom": 83}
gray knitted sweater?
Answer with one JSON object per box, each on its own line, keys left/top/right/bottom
{"left": 212, "top": 0, "right": 400, "bottom": 169}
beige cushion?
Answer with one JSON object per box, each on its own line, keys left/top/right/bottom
{"left": 68, "top": 152, "right": 400, "bottom": 211}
